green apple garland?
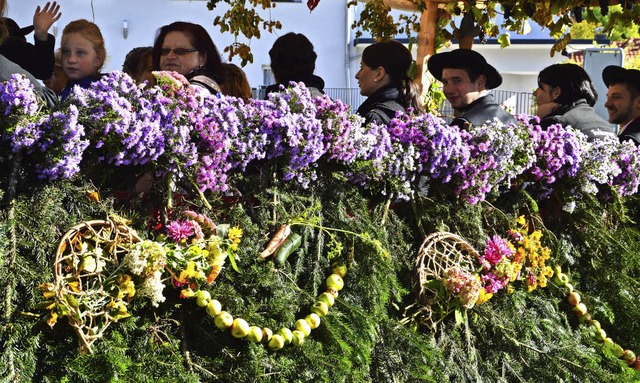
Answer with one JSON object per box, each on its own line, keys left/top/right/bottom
{"left": 194, "top": 263, "right": 347, "bottom": 350}
{"left": 554, "top": 266, "right": 640, "bottom": 370}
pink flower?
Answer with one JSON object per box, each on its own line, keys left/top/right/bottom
{"left": 481, "top": 273, "right": 509, "bottom": 294}
{"left": 482, "top": 235, "right": 514, "bottom": 266}
{"left": 166, "top": 220, "right": 195, "bottom": 242}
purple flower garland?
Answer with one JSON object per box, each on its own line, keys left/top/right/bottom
{"left": 2, "top": 72, "right": 640, "bottom": 205}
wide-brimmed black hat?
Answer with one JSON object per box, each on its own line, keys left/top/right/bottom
{"left": 3, "top": 18, "right": 34, "bottom": 41}
{"left": 602, "top": 65, "right": 640, "bottom": 93}
{"left": 427, "top": 48, "right": 502, "bottom": 89}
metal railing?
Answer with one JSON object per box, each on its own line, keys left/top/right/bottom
{"left": 256, "top": 87, "right": 534, "bottom": 122}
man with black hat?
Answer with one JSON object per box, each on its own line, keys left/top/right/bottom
{"left": 0, "top": 2, "right": 61, "bottom": 80}
{"left": 427, "top": 48, "right": 516, "bottom": 128}
{"left": 603, "top": 65, "right": 640, "bottom": 145}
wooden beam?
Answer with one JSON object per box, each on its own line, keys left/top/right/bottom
{"left": 358, "top": 0, "right": 418, "bottom": 12}
{"left": 416, "top": 1, "right": 441, "bottom": 91}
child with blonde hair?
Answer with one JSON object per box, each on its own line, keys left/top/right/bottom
{"left": 59, "top": 19, "right": 106, "bottom": 100}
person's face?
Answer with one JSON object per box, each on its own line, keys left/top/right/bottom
{"left": 137, "top": 56, "right": 156, "bottom": 85}
{"left": 61, "top": 33, "right": 103, "bottom": 81}
{"left": 441, "top": 68, "right": 485, "bottom": 110}
{"left": 355, "top": 62, "right": 384, "bottom": 97}
{"left": 605, "top": 83, "right": 640, "bottom": 126}
{"left": 159, "top": 31, "right": 205, "bottom": 76}
{"left": 533, "top": 82, "right": 558, "bottom": 107}
{"left": 43, "top": 65, "right": 68, "bottom": 95}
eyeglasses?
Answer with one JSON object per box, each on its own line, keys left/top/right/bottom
{"left": 160, "top": 48, "right": 198, "bottom": 56}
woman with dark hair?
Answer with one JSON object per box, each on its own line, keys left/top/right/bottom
{"left": 264, "top": 32, "right": 325, "bottom": 97}
{"left": 355, "top": 40, "right": 423, "bottom": 125}
{"left": 534, "top": 63, "right": 615, "bottom": 140}
{"left": 153, "top": 21, "right": 225, "bottom": 95}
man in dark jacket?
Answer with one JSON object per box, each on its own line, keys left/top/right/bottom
{"left": 427, "top": 48, "right": 516, "bottom": 128}
{"left": 603, "top": 65, "right": 640, "bottom": 145}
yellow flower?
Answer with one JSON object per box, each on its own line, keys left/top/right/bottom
{"left": 180, "top": 288, "right": 196, "bottom": 299}
{"left": 178, "top": 261, "right": 206, "bottom": 283}
{"left": 68, "top": 281, "right": 81, "bottom": 293}
{"left": 46, "top": 311, "right": 58, "bottom": 327}
{"left": 515, "top": 215, "right": 529, "bottom": 231}
{"left": 476, "top": 288, "right": 493, "bottom": 305}
{"left": 228, "top": 226, "right": 243, "bottom": 245}
{"left": 117, "top": 274, "right": 136, "bottom": 300}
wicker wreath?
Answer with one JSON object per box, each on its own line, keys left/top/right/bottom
{"left": 53, "top": 219, "right": 140, "bottom": 353}
{"left": 408, "top": 231, "right": 480, "bottom": 329}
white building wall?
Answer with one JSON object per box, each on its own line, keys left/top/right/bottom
{"left": 6, "top": 1, "right": 603, "bottom": 97}
{"left": 6, "top": 0, "right": 350, "bottom": 89}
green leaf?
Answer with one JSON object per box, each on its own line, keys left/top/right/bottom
{"left": 498, "top": 33, "right": 511, "bottom": 48}
{"left": 455, "top": 309, "right": 464, "bottom": 327}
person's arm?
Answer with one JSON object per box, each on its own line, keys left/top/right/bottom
{"left": 31, "top": 2, "right": 61, "bottom": 79}
{"left": 33, "top": 2, "right": 61, "bottom": 42}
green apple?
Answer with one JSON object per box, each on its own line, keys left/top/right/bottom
{"left": 318, "top": 292, "right": 335, "bottom": 308}
{"left": 326, "top": 274, "right": 344, "bottom": 291}
{"left": 268, "top": 334, "right": 285, "bottom": 350}
{"left": 262, "top": 327, "right": 273, "bottom": 342}
{"left": 589, "top": 319, "right": 601, "bottom": 331}
{"left": 278, "top": 328, "right": 293, "bottom": 345}
{"left": 305, "top": 313, "right": 321, "bottom": 329}
{"left": 571, "top": 303, "right": 587, "bottom": 317}
{"left": 246, "top": 325, "right": 263, "bottom": 342}
{"left": 292, "top": 330, "right": 306, "bottom": 346}
{"left": 206, "top": 299, "right": 222, "bottom": 317}
{"left": 214, "top": 311, "right": 233, "bottom": 330}
{"left": 295, "top": 318, "right": 311, "bottom": 337}
{"left": 326, "top": 287, "right": 340, "bottom": 299}
{"left": 622, "top": 350, "right": 637, "bottom": 365}
{"left": 578, "top": 313, "right": 591, "bottom": 325}
{"left": 195, "top": 290, "right": 211, "bottom": 307}
{"left": 556, "top": 272, "right": 569, "bottom": 286}
{"left": 594, "top": 328, "right": 607, "bottom": 342}
{"left": 603, "top": 338, "right": 625, "bottom": 358}
{"left": 567, "top": 291, "right": 580, "bottom": 307}
{"left": 332, "top": 264, "right": 348, "bottom": 278}
{"left": 310, "top": 301, "right": 329, "bottom": 317}
{"left": 231, "top": 318, "right": 250, "bottom": 338}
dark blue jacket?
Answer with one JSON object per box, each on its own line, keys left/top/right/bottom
{"left": 60, "top": 75, "right": 102, "bottom": 101}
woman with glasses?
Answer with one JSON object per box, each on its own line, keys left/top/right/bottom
{"left": 152, "top": 21, "right": 225, "bottom": 96}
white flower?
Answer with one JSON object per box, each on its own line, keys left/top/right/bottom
{"left": 137, "top": 270, "right": 166, "bottom": 307}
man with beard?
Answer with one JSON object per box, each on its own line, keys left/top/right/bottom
{"left": 603, "top": 65, "right": 640, "bottom": 144}
{"left": 427, "top": 48, "right": 516, "bottom": 128}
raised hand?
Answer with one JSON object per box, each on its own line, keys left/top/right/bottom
{"left": 33, "top": 2, "right": 62, "bottom": 41}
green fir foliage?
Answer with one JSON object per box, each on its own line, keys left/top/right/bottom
{"left": 1, "top": 157, "right": 640, "bottom": 382}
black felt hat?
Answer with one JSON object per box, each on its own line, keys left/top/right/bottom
{"left": 602, "top": 65, "right": 640, "bottom": 93}
{"left": 427, "top": 48, "right": 502, "bottom": 89}
{"left": 3, "top": 18, "right": 34, "bottom": 41}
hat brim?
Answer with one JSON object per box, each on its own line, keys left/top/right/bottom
{"left": 427, "top": 49, "right": 502, "bottom": 89}
{"left": 19, "top": 25, "right": 34, "bottom": 36}
{"left": 602, "top": 65, "right": 640, "bottom": 92}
